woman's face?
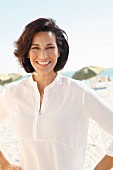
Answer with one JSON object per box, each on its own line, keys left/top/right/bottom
{"left": 29, "top": 31, "right": 59, "bottom": 76}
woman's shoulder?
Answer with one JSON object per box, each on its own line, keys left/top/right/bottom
{"left": 60, "top": 74, "right": 87, "bottom": 89}
{"left": 59, "top": 74, "right": 92, "bottom": 96}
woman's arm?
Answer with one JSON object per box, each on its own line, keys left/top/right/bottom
{"left": 0, "top": 151, "right": 10, "bottom": 169}
{"left": 95, "top": 155, "right": 113, "bottom": 170}
{"left": 84, "top": 87, "right": 113, "bottom": 169}
{"left": 0, "top": 151, "right": 22, "bottom": 170}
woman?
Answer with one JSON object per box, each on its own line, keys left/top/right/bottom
{"left": 0, "top": 17, "right": 113, "bottom": 170}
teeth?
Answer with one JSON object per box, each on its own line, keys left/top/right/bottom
{"left": 37, "top": 61, "right": 50, "bottom": 65}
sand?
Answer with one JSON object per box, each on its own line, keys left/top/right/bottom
{"left": 0, "top": 82, "right": 113, "bottom": 169}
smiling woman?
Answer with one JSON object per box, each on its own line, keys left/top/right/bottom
{"left": 0, "top": 17, "right": 113, "bottom": 170}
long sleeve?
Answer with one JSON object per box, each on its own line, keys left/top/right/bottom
{"left": 84, "top": 87, "right": 113, "bottom": 156}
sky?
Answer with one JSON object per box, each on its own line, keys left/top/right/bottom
{"left": 0, "top": 0, "right": 113, "bottom": 73}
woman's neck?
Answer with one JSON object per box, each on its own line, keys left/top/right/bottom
{"left": 32, "top": 72, "right": 57, "bottom": 93}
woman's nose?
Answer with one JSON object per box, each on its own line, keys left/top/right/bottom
{"left": 39, "top": 49, "right": 48, "bottom": 59}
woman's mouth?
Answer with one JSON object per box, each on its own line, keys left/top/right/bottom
{"left": 36, "top": 61, "right": 50, "bottom": 65}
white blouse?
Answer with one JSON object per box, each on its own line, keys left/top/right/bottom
{"left": 0, "top": 74, "right": 113, "bottom": 170}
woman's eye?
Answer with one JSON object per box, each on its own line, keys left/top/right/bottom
{"left": 31, "top": 46, "right": 40, "bottom": 50}
{"left": 47, "top": 46, "right": 55, "bottom": 49}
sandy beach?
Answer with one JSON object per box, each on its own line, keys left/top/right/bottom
{"left": 0, "top": 81, "right": 113, "bottom": 169}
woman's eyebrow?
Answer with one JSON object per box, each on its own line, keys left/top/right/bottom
{"left": 46, "top": 43, "right": 55, "bottom": 46}
{"left": 31, "top": 43, "right": 55, "bottom": 46}
{"left": 31, "top": 44, "right": 39, "bottom": 46}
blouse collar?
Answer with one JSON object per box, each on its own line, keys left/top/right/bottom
{"left": 28, "top": 73, "right": 63, "bottom": 91}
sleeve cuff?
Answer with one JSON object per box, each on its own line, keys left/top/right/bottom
{"left": 106, "top": 141, "right": 113, "bottom": 157}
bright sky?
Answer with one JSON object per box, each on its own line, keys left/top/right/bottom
{"left": 0, "top": 0, "right": 113, "bottom": 73}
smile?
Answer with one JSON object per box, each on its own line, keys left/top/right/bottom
{"left": 36, "top": 61, "right": 50, "bottom": 65}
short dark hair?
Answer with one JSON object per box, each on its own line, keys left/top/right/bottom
{"left": 14, "top": 18, "right": 69, "bottom": 73}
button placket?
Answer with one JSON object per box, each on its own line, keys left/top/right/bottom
{"left": 33, "top": 91, "right": 40, "bottom": 141}
{"left": 33, "top": 88, "right": 48, "bottom": 140}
